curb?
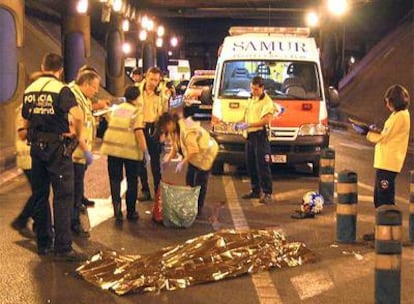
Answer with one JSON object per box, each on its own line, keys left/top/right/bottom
{"left": 0, "top": 167, "right": 22, "bottom": 187}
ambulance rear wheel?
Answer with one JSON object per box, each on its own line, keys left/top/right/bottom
{"left": 212, "top": 161, "right": 224, "bottom": 175}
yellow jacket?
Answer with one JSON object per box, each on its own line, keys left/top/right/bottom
{"left": 70, "top": 84, "right": 95, "bottom": 164}
{"left": 178, "top": 118, "right": 218, "bottom": 171}
{"left": 245, "top": 93, "right": 275, "bottom": 133}
{"left": 100, "top": 102, "right": 145, "bottom": 161}
{"left": 15, "top": 105, "right": 31, "bottom": 170}
{"left": 367, "top": 109, "right": 410, "bottom": 173}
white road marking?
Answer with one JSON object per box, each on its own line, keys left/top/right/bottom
{"left": 290, "top": 270, "right": 335, "bottom": 300}
{"left": 88, "top": 178, "right": 127, "bottom": 228}
{"left": 222, "top": 176, "right": 283, "bottom": 304}
{"left": 339, "top": 142, "right": 373, "bottom": 150}
{"left": 358, "top": 181, "right": 409, "bottom": 204}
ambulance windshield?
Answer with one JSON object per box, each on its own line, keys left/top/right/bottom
{"left": 219, "top": 60, "right": 321, "bottom": 100}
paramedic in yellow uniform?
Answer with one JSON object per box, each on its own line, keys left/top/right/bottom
{"left": 101, "top": 86, "right": 146, "bottom": 221}
{"left": 69, "top": 70, "right": 99, "bottom": 237}
{"left": 352, "top": 84, "right": 410, "bottom": 241}
{"left": 160, "top": 113, "right": 218, "bottom": 216}
{"left": 235, "top": 76, "right": 277, "bottom": 205}
{"left": 136, "top": 67, "right": 166, "bottom": 195}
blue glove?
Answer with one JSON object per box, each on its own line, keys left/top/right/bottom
{"left": 351, "top": 123, "right": 369, "bottom": 135}
{"left": 144, "top": 149, "right": 151, "bottom": 163}
{"left": 175, "top": 161, "right": 185, "bottom": 173}
{"left": 234, "top": 122, "right": 248, "bottom": 131}
{"left": 84, "top": 150, "right": 94, "bottom": 165}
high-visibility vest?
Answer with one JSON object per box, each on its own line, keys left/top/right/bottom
{"left": 100, "top": 102, "right": 144, "bottom": 161}
{"left": 70, "top": 84, "right": 95, "bottom": 164}
{"left": 15, "top": 105, "right": 31, "bottom": 170}
{"left": 179, "top": 119, "right": 218, "bottom": 171}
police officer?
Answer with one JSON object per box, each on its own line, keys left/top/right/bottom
{"left": 235, "top": 76, "right": 277, "bottom": 205}
{"left": 160, "top": 113, "right": 218, "bottom": 217}
{"left": 21, "top": 53, "right": 88, "bottom": 261}
{"left": 69, "top": 70, "right": 99, "bottom": 237}
{"left": 100, "top": 86, "right": 146, "bottom": 221}
{"left": 137, "top": 67, "right": 165, "bottom": 195}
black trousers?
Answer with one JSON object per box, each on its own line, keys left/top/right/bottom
{"left": 374, "top": 169, "right": 397, "bottom": 208}
{"left": 31, "top": 142, "right": 73, "bottom": 253}
{"left": 144, "top": 123, "right": 162, "bottom": 192}
{"left": 186, "top": 163, "right": 210, "bottom": 213}
{"left": 15, "top": 169, "right": 39, "bottom": 223}
{"left": 140, "top": 158, "right": 150, "bottom": 193}
{"left": 72, "top": 163, "right": 86, "bottom": 226}
{"left": 107, "top": 156, "right": 143, "bottom": 214}
{"left": 245, "top": 130, "right": 273, "bottom": 195}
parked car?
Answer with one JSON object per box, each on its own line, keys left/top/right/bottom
{"left": 183, "top": 70, "right": 215, "bottom": 118}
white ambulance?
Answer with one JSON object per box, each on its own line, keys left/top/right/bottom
{"left": 210, "top": 27, "right": 334, "bottom": 175}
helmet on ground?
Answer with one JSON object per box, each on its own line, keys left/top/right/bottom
{"left": 301, "top": 191, "right": 324, "bottom": 215}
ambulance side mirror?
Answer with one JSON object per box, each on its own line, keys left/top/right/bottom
{"left": 327, "top": 86, "right": 340, "bottom": 108}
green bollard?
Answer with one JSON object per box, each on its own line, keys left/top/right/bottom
{"left": 336, "top": 170, "right": 358, "bottom": 243}
{"left": 375, "top": 205, "right": 402, "bottom": 304}
{"left": 319, "top": 148, "right": 335, "bottom": 205}
{"left": 409, "top": 171, "right": 414, "bottom": 243}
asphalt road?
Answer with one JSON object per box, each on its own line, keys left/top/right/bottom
{"left": 1, "top": 124, "right": 413, "bottom": 304}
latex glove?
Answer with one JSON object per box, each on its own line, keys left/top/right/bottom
{"left": 175, "top": 161, "right": 185, "bottom": 173}
{"left": 84, "top": 150, "right": 94, "bottom": 165}
{"left": 351, "top": 124, "right": 369, "bottom": 135}
{"left": 144, "top": 149, "right": 151, "bottom": 163}
{"left": 369, "top": 124, "right": 380, "bottom": 133}
{"left": 234, "top": 122, "right": 249, "bottom": 131}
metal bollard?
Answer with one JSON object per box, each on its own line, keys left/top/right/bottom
{"left": 375, "top": 205, "right": 402, "bottom": 304}
{"left": 410, "top": 171, "right": 414, "bottom": 243}
{"left": 336, "top": 170, "right": 358, "bottom": 243}
{"left": 319, "top": 148, "right": 335, "bottom": 204}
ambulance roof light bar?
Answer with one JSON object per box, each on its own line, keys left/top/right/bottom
{"left": 229, "top": 27, "right": 310, "bottom": 37}
{"left": 194, "top": 70, "right": 215, "bottom": 76}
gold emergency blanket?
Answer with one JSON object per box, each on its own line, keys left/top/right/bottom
{"left": 76, "top": 229, "right": 315, "bottom": 295}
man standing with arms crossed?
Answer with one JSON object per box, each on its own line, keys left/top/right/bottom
{"left": 137, "top": 67, "right": 165, "bottom": 195}
{"left": 22, "top": 53, "right": 89, "bottom": 261}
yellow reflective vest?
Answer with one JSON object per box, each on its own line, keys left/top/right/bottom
{"left": 100, "top": 102, "right": 145, "bottom": 160}
{"left": 70, "top": 83, "right": 95, "bottom": 164}
{"left": 15, "top": 105, "right": 31, "bottom": 170}
{"left": 178, "top": 119, "right": 218, "bottom": 171}
{"left": 367, "top": 109, "right": 410, "bottom": 173}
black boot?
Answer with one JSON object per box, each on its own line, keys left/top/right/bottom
{"left": 113, "top": 202, "right": 123, "bottom": 221}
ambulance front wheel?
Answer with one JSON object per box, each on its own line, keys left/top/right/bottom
{"left": 312, "top": 162, "right": 320, "bottom": 177}
{"left": 212, "top": 161, "right": 224, "bottom": 175}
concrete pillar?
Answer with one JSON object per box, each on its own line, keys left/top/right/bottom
{"left": 61, "top": 0, "right": 91, "bottom": 83}
{"left": 0, "top": 0, "right": 25, "bottom": 151}
{"left": 156, "top": 48, "right": 168, "bottom": 73}
{"left": 142, "top": 41, "right": 155, "bottom": 74}
{"left": 105, "top": 14, "right": 124, "bottom": 96}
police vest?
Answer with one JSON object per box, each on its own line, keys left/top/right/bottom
{"left": 100, "top": 102, "right": 143, "bottom": 161}
{"left": 15, "top": 106, "right": 31, "bottom": 170}
{"left": 22, "top": 76, "right": 68, "bottom": 134}
{"left": 70, "top": 84, "right": 95, "bottom": 164}
{"left": 179, "top": 120, "right": 218, "bottom": 171}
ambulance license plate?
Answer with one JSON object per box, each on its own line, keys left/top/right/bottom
{"left": 271, "top": 154, "right": 287, "bottom": 163}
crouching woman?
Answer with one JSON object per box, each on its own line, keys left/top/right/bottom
{"left": 159, "top": 114, "right": 218, "bottom": 217}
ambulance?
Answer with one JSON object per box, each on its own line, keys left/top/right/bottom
{"left": 210, "top": 27, "right": 332, "bottom": 175}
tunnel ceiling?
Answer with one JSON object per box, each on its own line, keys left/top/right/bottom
{"left": 26, "top": 0, "right": 413, "bottom": 62}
